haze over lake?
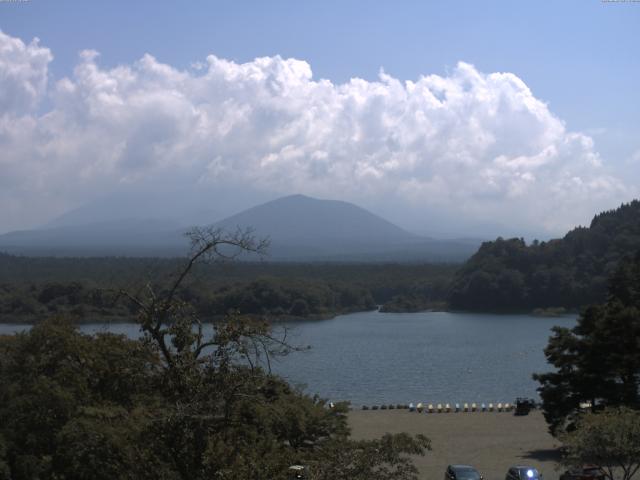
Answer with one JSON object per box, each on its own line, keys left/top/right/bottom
{"left": 1, "top": 311, "right": 575, "bottom": 406}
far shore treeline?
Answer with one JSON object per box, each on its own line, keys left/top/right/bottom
{"left": 0, "top": 257, "right": 454, "bottom": 323}
{"left": 0, "top": 200, "right": 638, "bottom": 323}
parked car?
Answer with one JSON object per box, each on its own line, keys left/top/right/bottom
{"left": 559, "top": 465, "right": 605, "bottom": 480}
{"left": 505, "top": 466, "right": 543, "bottom": 480}
{"left": 445, "top": 465, "right": 483, "bottom": 480}
{"left": 514, "top": 397, "right": 536, "bottom": 415}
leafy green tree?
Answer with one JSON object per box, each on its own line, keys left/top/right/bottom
{"left": 534, "top": 252, "right": 640, "bottom": 435}
{"left": 561, "top": 407, "right": 640, "bottom": 480}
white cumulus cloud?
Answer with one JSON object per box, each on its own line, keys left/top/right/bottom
{"left": 0, "top": 30, "right": 51, "bottom": 114}
{"left": 0, "top": 30, "right": 634, "bottom": 235}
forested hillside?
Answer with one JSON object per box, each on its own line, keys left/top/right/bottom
{"left": 448, "top": 200, "right": 640, "bottom": 311}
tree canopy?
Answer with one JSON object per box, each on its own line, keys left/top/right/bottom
{"left": 449, "top": 200, "right": 640, "bottom": 311}
{"left": 561, "top": 407, "right": 640, "bottom": 480}
{"left": 534, "top": 251, "right": 640, "bottom": 435}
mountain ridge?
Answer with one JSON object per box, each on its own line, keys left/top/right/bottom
{"left": 0, "top": 194, "right": 478, "bottom": 261}
{"left": 215, "top": 194, "right": 419, "bottom": 243}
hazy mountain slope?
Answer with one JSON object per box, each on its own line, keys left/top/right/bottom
{"left": 215, "top": 194, "right": 417, "bottom": 244}
{"left": 0, "top": 219, "right": 186, "bottom": 257}
{"left": 214, "top": 195, "right": 478, "bottom": 261}
{"left": 448, "top": 200, "right": 640, "bottom": 310}
{"left": 0, "top": 194, "right": 479, "bottom": 261}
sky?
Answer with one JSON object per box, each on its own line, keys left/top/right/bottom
{"left": 1, "top": 0, "right": 639, "bottom": 238}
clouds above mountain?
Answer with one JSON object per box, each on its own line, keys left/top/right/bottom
{"left": 0, "top": 30, "right": 634, "bottom": 235}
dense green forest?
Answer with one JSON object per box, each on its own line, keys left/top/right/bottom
{"left": 448, "top": 200, "right": 640, "bottom": 311}
{"left": 0, "top": 254, "right": 455, "bottom": 323}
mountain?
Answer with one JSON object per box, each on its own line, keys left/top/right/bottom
{"left": 448, "top": 200, "right": 640, "bottom": 311}
{"left": 213, "top": 195, "right": 477, "bottom": 261}
{"left": 0, "top": 194, "right": 479, "bottom": 261}
{"left": 215, "top": 194, "right": 415, "bottom": 248}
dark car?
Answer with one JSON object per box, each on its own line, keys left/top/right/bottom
{"left": 445, "top": 465, "right": 483, "bottom": 480}
{"left": 514, "top": 397, "right": 536, "bottom": 415}
{"left": 559, "top": 466, "right": 605, "bottom": 480}
{"left": 506, "top": 466, "right": 543, "bottom": 480}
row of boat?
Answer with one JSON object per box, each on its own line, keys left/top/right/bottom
{"left": 410, "top": 402, "right": 513, "bottom": 412}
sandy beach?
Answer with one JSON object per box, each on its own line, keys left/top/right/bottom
{"left": 348, "top": 409, "right": 563, "bottom": 480}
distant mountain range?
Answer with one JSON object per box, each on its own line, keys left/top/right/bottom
{"left": 0, "top": 219, "right": 186, "bottom": 257}
{"left": 0, "top": 194, "right": 480, "bottom": 261}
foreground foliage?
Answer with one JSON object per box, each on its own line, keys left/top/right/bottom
{"left": 534, "top": 252, "right": 640, "bottom": 435}
{"left": 0, "top": 228, "right": 430, "bottom": 479}
{"left": 561, "top": 407, "right": 640, "bottom": 480}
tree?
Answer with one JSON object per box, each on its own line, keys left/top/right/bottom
{"left": 0, "top": 319, "right": 158, "bottom": 479}
{"left": 561, "top": 408, "right": 640, "bottom": 480}
{"left": 308, "top": 433, "right": 431, "bottom": 480}
{"left": 115, "top": 226, "right": 431, "bottom": 478}
{"left": 534, "top": 252, "right": 640, "bottom": 435}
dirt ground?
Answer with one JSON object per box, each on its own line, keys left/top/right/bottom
{"left": 348, "top": 409, "right": 563, "bottom": 480}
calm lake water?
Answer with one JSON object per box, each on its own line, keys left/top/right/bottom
{"left": 0, "top": 311, "right": 575, "bottom": 406}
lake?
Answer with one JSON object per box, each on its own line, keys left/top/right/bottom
{"left": 0, "top": 310, "right": 575, "bottom": 407}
